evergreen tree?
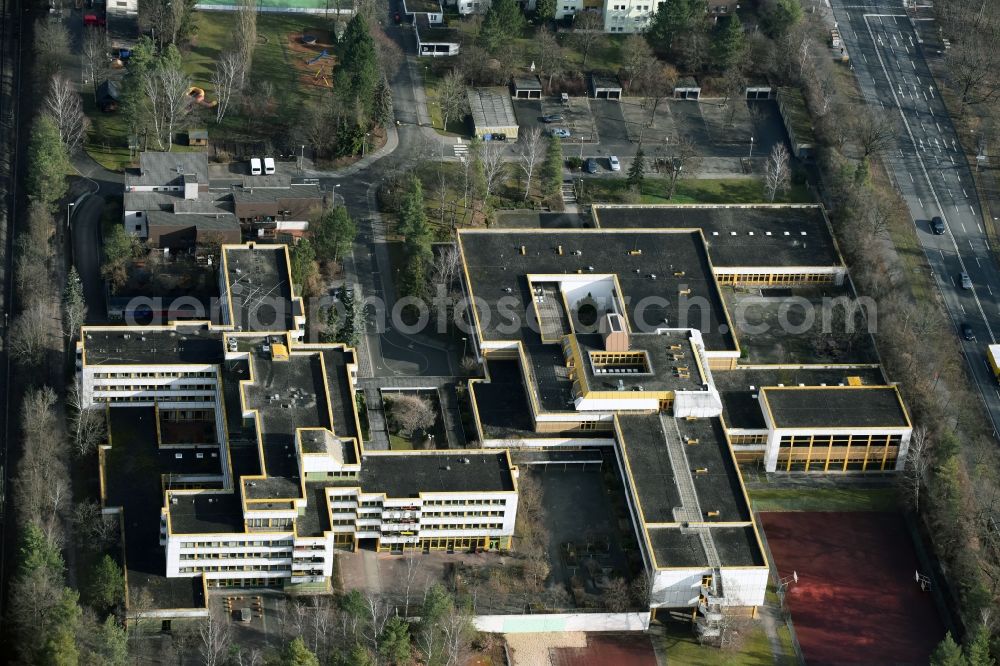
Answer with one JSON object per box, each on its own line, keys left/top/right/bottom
{"left": 760, "top": 0, "right": 803, "bottom": 38}
{"left": 542, "top": 135, "right": 564, "bottom": 198}
{"left": 966, "top": 624, "right": 995, "bottom": 666}
{"left": 86, "top": 555, "right": 125, "bottom": 612}
{"left": 479, "top": 0, "right": 525, "bottom": 52}
{"left": 372, "top": 76, "right": 394, "bottom": 127}
{"left": 27, "top": 115, "right": 70, "bottom": 210}
{"left": 627, "top": 147, "right": 646, "bottom": 190}
{"left": 335, "top": 15, "right": 379, "bottom": 122}
{"left": 399, "top": 178, "right": 433, "bottom": 298}
{"left": 379, "top": 616, "right": 411, "bottom": 665}
{"left": 290, "top": 238, "right": 319, "bottom": 293}
{"left": 41, "top": 589, "right": 82, "bottom": 666}
{"left": 645, "top": 0, "right": 700, "bottom": 54}
{"left": 63, "top": 266, "right": 87, "bottom": 339}
{"left": 711, "top": 15, "right": 744, "bottom": 71}
{"left": 930, "top": 633, "right": 965, "bottom": 666}
{"left": 335, "top": 290, "right": 365, "bottom": 347}
{"left": 311, "top": 206, "right": 357, "bottom": 265}
{"left": 20, "top": 522, "right": 64, "bottom": 576}
{"left": 536, "top": 0, "right": 556, "bottom": 23}
{"left": 93, "top": 615, "right": 129, "bottom": 666}
{"left": 275, "top": 637, "right": 320, "bottom": 666}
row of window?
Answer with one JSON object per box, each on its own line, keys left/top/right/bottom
{"left": 92, "top": 371, "right": 215, "bottom": 379}
{"left": 180, "top": 539, "right": 294, "bottom": 549}
{"left": 716, "top": 272, "right": 836, "bottom": 285}
{"left": 94, "top": 395, "right": 210, "bottom": 403}
{"left": 179, "top": 551, "right": 290, "bottom": 560}
{"left": 729, "top": 434, "right": 767, "bottom": 445}
{"left": 423, "top": 498, "right": 507, "bottom": 506}
{"left": 422, "top": 510, "right": 505, "bottom": 518}
{"left": 95, "top": 384, "right": 216, "bottom": 392}
{"left": 779, "top": 434, "right": 903, "bottom": 448}
{"left": 247, "top": 518, "right": 294, "bottom": 529}
{"left": 178, "top": 564, "right": 288, "bottom": 574}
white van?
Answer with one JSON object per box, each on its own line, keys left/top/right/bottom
{"left": 263, "top": 157, "right": 275, "bottom": 175}
{"left": 250, "top": 158, "right": 262, "bottom": 176}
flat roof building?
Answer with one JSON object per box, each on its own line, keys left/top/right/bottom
{"left": 468, "top": 88, "right": 519, "bottom": 140}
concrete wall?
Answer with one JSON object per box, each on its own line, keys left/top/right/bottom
{"left": 473, "top": 612, "right": 650, "bottom": 633}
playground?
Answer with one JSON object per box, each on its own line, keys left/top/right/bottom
{"left": 760, "top": 511, "right": 945, "bottom": 665}
{"left": 286, "top": 29, "right": 337, "bottom": 89}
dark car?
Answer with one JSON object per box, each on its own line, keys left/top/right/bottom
{"left": 541, "top": 114, "right": 564, "bottom": 123}
{"left": 962, "top": 323, "right": 975, "bottom": 341}
{"left": 931, "top": 216, "right": 946, "bottom": 235}
{"left": 584, "top": 158, "right": 598, "bottom": 173}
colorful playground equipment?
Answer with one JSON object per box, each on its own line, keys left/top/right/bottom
{"left": 306, "top": 49, "right": 332, "bottom": 88}
{"left": 186, "top": 86, "right": 218, "bottom": 108}
{"left": 306, "top": 49, "right": 329, "bottom": 66}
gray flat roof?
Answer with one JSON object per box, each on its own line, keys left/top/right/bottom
{"left": 169, "top": 494, "right": 245, "bottom": 534}
{"left": 146, "top": 210, "right": 240, "bottom": 231}
{"left": 716, "top": 366, "right": 887, "bottom": 430}
{"left": 124, "top": 190, "right": 183, "bottom": 211}
{"left": 647, "top": 525, "right": 764, "bottom": 568}
{"left": 232, "top": 183, "right": 324, "bottom": 203}
{"left": 590, "top": 74, "right": 622, "bottom": 90}
{"left": 762, "top": 386, "right": 909, "bottom": 429}
{"left": 82, "top": 325, "right": 224, "bottom": 366}
{"left": 355, "top": 452, "right": 515, "bottom": 498}
{"left": 127, "top": 152, "right": 209, "bottom": 187}
{"left": 575, "top": 330, "right": 707, "bottom": 394}
{"left": 223, "top": 245, "right": 299, "bottom": 333}
{"left": 468, "top": 88, "right": 518, "bottom": 130}
{"left": 512, "top": 76, "right": 542, "bottom": 91}
{"left": 593, "top": 205, "right": 841, "bottom": 269}
{"left": 458, "top": 229, "right": 736, "bottom": 352}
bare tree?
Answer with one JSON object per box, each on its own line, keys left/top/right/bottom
{"left": 34, "top": 17, "right": 71, "bottom": 79}
{"left": 68, "top": 379, "right": 107, "bottom": 457}
{"left": 212, "top": 51, "right": 242, "bottom": 124}
{"left": 199, "top": 608, "right": 231, "bottom": 666}
{"left": 235, "top": 0, "right": 258, "bottom": 87}
{"left": 479, "top": 139, "right": 507, "bottom": 203}
{"left": 622, "top": 33, "right": 654, "bottom": 92}
{"left": 535, "top": 29, "right": 566, "bottom": 91}
{"left": 142, "top": 63, "right": 191, "bottom": 150}
{"left": 901, "top": 425, "right": 930, "bottom": 512}
{"left": 764, "top": 143, "right": 790, "bottom": 203}
{"left": 385, "top": 393, "right": 436, "bottom": 438}
{"left": 45, "top": 75, "right": 87, "bottom": 154}
{"left": 603, "top": 577, "right": 630, "bottom": 612}
{"left": 440, "top": 608, "right": 476, "bottom": 666}
{"left": 402, "top": 554, "right": 423, "bottom": 617}
{"left": 946, "top": 39, "right": 1000, "bottom": 110}
{"left": 81, "top": 29, "right": 109, "bottom": 102}
{"left": 361, "top": 592, "right": 392, "bottom": 658}
{"left": 857, "top": 193, "right": 891, "bottom": 240}
{"left": 637, "top": 64, "right": 677, "bottom": 140}
{"left": 663, "top": 136, "right": 700, "bottom": 199}
{"left": 10, "top": 303, "right": 56, "bottom": 368}
{"left": 438, "top": 69, "right": 469, "bottom": 131}
{"left": 720, "top": 67, "right": 748, "bottom": 125}
{"left": 854, "top": 110, "right": 898, "bottom": 158}
{"left": 570, "top": 11, "right": 606, "bottom": 68}
{"left": 516, "top": 126, "right": 543, "bottom": 202}
{"left": 72, "top": 500, "right": 118, "bottom": 554}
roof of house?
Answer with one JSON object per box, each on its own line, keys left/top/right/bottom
{"left": 512, "top": 75, "right": 543, "bottom": 91}
{"left": 354, "top": 452, "right": 516, "bottom": 498}
{"left": 145, "top": 210, "right": 241, "bottom": 233}
{"left": 468, "top": 88, "right": 518, "bottom": 130}
{"left": 593, "top": 205, "right": 842, "bottom": 269}
{"left": 761, "top": 386, "right": 910, "bottom": 429}
{"left": 127, "top": 152, "right": 210, "bottom": 188}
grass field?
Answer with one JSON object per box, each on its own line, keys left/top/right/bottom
{"left": 748, "top": 485, "right": 898, "bottom": 512}
{"left": 579, "top": 177, "right": 814, "bottom": 205}
{"left": 659, "top": 619, "right": 790, "bottom": 666}
{"left": 83, "top": 12, "right": 335, "bottom": 170}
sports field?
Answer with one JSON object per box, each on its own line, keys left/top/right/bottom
{"left": 760, "top": 512, "right": 944, "bottom": 665}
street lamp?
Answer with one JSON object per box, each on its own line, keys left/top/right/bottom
{"left": 66, "top": 201, "right": 75, "bottom": 231}
{"left": 299, "top": 144, "right": 305, "bottom": 173}
{"left": 333, "top": 183, "right": 343, "bottom": 207}
{"left": 749, "top": 136, "right": 754, "bottom": 159}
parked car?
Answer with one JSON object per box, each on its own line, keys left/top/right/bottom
{"left": 541, "top": 114, "right": 564, "bottom": 123}
{"left": 609, "top": 155, "right": 621, "bottom": 171}
{"left": 250, "top": 158, "right": 262, "bottom": 175}
{"left": 549, "top": 128, "right": 571, "bottom": 138}
{"left": 490, "top": 133, "right": 507, "bottom": 142}
{"left": 962, "top": 323, "right": 975, "bottom": 341}
{"left": 560, "top": 93, "right": 569, "bottom": 104}
{"left": 263, "top": 157, "right": 275, "bottom": 174}
{"left": 585, "top": 158, "right": 598, "bottom": 173}
{"left": 960, "top": 272, "right": 973, "bottom": 289}
{"left": 931, "top": 216, "right": 945, "bottom": 235}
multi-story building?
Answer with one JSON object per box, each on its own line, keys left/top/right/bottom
{"left": 601, "top": 0, "right": 741, "bottom": 33}
{"left": 458, "top": 204, "right": 912, "bottom": 621}
{"left": 86, "top": 243, "right": 518, "bottom": 615}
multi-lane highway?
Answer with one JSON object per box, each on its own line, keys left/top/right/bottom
{"left": 831, "top": 0, "right": 1000, "bottom": 433}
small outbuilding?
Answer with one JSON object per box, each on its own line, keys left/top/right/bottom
{"left": 673, "top": 77, "right": 701, "bottom": 100}
{"left": 589, "top": 74, "right": 622, "bottom": 100}
{"left": 745, "top": 83, "right": 773, "bottom": 100}
{"left": 96, "top": 79, "right": 121, "bottom": 112}
{"left": 511, "top": 75, "right": 543, "bottom": 99}
{"left": 186, "top": 129, "right": 209, "bottom": 147}
{"left": 777, "top": 87, "right": 816, "bottom": 162}
{"left": 467, "top": 88, "right": 519, "bottom": 141}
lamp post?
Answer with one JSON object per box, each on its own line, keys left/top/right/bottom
{"left": 749, "top": 136, "right": 754, "bottom": 159}
{"left": 333, "top": 183, "right": 342, "bottom": 207}
{"left": 299, "top": 144, "right": 305, "bottom": 173}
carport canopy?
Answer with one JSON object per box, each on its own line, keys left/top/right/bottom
{"left": 589, "top": 74, "right": 622, "bottom": 100}
{"left": 511, "top": 75, "right": 543, "bottom": 99}
{"left": 468, "top": 88, "right": 520, "bottom": 140}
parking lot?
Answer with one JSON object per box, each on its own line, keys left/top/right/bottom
{"left": 513, "top": 97, "right": 597, "bottom": 144}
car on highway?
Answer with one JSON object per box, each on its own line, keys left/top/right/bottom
{"left": 609, "top": 156, "right": 621, "bottom": 171}
{"left": 541, "top": 114, "right": 564, "bottom": 123}
{"left": 585, "top": 158, "right": 598, "bottom": 173}
{"left": 962, "top": 323, "right": 975, "bottom": 341}
{"left": 931, "top": 216, "right": 946, "bottom": 235}
{"left": 960, "top": 272, "right": 973, "bottom": 289}
{"left": 548, "top": 128, "right": 571, "bottom": 138}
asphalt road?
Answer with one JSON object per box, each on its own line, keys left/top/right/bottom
{"left": 832, "top": 0, "right": 1000, "bottom": 433}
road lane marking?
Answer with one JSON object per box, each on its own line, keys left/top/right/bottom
{"left": 971, "top": 205, "right": 977, "bottom": 215}
{"left": 964, "top": 188, "right": 968, "bottom": 197}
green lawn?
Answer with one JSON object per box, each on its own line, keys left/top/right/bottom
{"left": 748, "top": 486, "right": 898, "bottom": 512}
{"left": 83, "top": 12, "right": 335, "bottom": 169}
{"left": 580, "top": 177, "right": 815, "bottom": 205}
{"left": 659, "top": 620, "right": 778, "bottom": 666}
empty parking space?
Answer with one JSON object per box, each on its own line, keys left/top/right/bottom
{"left": 590, "top": 99, "right": 628, "bottom": 145}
